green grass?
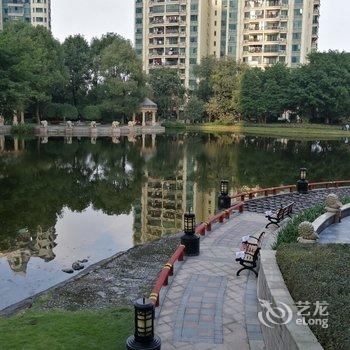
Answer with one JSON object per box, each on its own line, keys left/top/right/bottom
{"left": 183, "top": 123, "right": 350, "bottom": 139}
{"left": 0, "top": 308, "right": 133, "bottom": 350}
{"left": 277, "top": 244, "right": 350, "bottom": 350}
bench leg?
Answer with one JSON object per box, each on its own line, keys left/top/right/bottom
{"left": 236, "top": 266, "right": 258, "bottom": 277}
{"left": 265, "top": 221, "right": 279, "bottom": 229}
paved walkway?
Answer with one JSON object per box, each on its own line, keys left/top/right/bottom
{"left": 319, "top": 215, "right": 350, "bottom": 244}
{"left": 155, "top": 187, "right": 350, "bottom": 349}
{"left": 156, "top": 212, "right": 267, "bottom": 350}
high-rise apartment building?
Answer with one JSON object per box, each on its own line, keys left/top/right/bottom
{"left": 135, "top": 0, "right": 320, "bottom": 88}
{"left": 0, "top": 0, "right": 51, "bottom": 30}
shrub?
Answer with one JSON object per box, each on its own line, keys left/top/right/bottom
{"left": 43, "top": 103, "right": 60, "bottom": 120}
{"left": 10, "top": 123, "right": 35, "bottom": 135}
{"left": 162, "top": 121, "right": 186, "bottom": 129}
{"left": 277, "top": 244, "right": 350, "bottom": 350}
{"left": 60, "top": 104, "right": 78, "bottom": 121}
{"left": 42, "top": 103, "right": 78, "bottom": 121}
{"left": 274, "top": 197, "right": 350, "bottom": 249}
{"left": 83, "top": 105, "right": 102, "bottom": 121}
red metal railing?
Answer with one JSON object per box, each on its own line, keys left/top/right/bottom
{"left": 149, "top": 244, "right": 185, "bottom": 307}
{"left": 231, "top": 180, "right": 350, "bottom": 202}
{"left": 195, "top": 202, "right": 244, "bottom": 236}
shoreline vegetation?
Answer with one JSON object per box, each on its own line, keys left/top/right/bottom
{"left": 164, "top": 122, "right": 350, "bottom": 139}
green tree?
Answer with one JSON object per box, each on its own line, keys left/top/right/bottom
{"left": 193, "top": 56, "right": 216, "bottom": 102}
{"left": 184, "top": 95, "right": 205, "bottom": 123}
{"left": 292, "top": 51, "right": 350, "bottom": 123}
{"left": 149, "top": 68, "right": 185, "bottom": 119}
{"left": 206, "top": 59, "right": 245, "bottom": 122}
{"left": 91, "top": 36, "right": 146, "bottom": 122}
{"left": 63, "top": 35, "right": 91, "bottom": 108}
{"left": 0, "top": 22, "right": 67, "bottom": 123}
{"left": 241, "top": 67, "right": 265, "bottom": 123}
{"left": 262, "top": 63, "right": 291, "bottom": 122}
{"left": 83, "top": 105, "right": 102, "bottom": 121}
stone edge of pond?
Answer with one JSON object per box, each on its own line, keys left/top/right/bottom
{"left": 0, "top": 234, "right": 181, "bottom": 318}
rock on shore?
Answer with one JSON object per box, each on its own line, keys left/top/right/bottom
{"left": 40, "top": 235, "right": 180, "bottom": 311}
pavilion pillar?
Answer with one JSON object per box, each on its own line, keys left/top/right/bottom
{"left": 142, "top": 111, "right": 146, "bottom": 127}
{"left": 132, "top": 113, "right": 136, "bottom": 123}
{"left": 0, "top": 136, "right": 5, "bottom": 152}
{"left": 152, "top": 134, "right": 156, "bottom": 148}
{"left": 14, "top": 138, "right": 18, "bottom": 152}
{"left": 152, "top": 111, "right": 156, "bottom": 125}
{"left": 142, "top": 134, "right": 146, "bottom": 149}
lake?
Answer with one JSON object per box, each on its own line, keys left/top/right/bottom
{"left": 1, "top": 133, "right": 350, "bottom": 309}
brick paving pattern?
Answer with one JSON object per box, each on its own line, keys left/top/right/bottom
{"left": 244, "top": 187, "right": 350, "bottom": 214}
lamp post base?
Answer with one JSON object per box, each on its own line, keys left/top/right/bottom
{"left": 218, "top": 194, "right": 231, "bottom": 210}
{"left": 297, "top": 180, "right": 309, "bottom": 194}
{"left": 126, "top": 335, "right": 161, "bottom": 350}
{"left": 181, "top": 233, "right": 200, "bottom": 256}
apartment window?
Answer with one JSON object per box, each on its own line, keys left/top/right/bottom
{"left": 294, "top": 9, "right": 303, "bottom": 17}
{"left": 292, "top": 44, "right": 301, "bottom": 52}
{"left": 292, "top": 56, "right": 300, "bottom": 63}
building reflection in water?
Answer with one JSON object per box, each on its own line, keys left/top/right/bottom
{"left": 133, "top": 137, "right": 216, "bottom": 245}
{"left": 0, "top": 226, "right": 57, "bottom": 275}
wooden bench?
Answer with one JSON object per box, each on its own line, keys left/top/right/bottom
{"left": 235, "top": 231, "right": 264, "bottom": 277}
{"left": 265, "top": 202, "right": 294, "bottom": 229}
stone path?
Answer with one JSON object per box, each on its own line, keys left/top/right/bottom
{"left": 155, "top": 212, "right": 267, "bottom": 350}
{"left": 319, "top": 215, "right": 350, "bottom": 244}
{"left": 244, "top": 187, "right": 350, "bottom": 214}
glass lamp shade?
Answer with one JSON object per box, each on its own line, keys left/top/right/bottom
{"left": 300, "top": 168, "right": 307, "bottom": 180}
{"left": 134, "top": 298, "right": 154, "bottom": 343}
{"left": 220, "top": 180, "right": 229, "bottom": 195}
{"left": 184, "top": 213, "right": 196, "bottom": 234}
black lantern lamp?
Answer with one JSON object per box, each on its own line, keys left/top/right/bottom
{"left": 126, "top": 298, "right": 161, "bottom": 350}
{"left": 297, "top": 167, "right": 309, "bottom": 194}
{"left": 181, "top": 212, "right": 200, "bottom": 256}
{"left": 218, "top": 180, "right": 231, "bottom": 210}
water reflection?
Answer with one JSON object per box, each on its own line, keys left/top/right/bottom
{"left": 0, "top": 226, "right": 57, "bottom": 275}
{"left": 1, "top": 133, "right": 350, "bottom": 309}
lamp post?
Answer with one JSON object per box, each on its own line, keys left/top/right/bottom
{"left": 180, "top": 212, "right": 200, "bottom": 256}
{"left": 126, "top": 298, "right": 161, "bottom": 350}
{"left": 297, "top": 168, "right": 309, "bottom": 194}
{"left": 218, "top": 180, "right": 231, "bottom": 210}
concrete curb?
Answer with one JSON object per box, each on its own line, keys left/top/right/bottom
{"left": 257, "top": 250, "right": 324, "bottom": 350}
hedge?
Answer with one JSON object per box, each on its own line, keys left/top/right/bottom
{"left": 277, "top": 244, "right": 350, "bottom": 350}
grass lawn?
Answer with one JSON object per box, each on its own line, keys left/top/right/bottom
{"left": 181, "top": 123, "right": 350, "bottom": 139}
{"left": 0, "top": 308, "right": 133, "bottom": 350}
{"left": 277, "top": 244, "right": 350, "bottom": 350}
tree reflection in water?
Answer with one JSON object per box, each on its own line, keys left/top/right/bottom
{"left": 1, "top": 133, "right": 350, "bottom": 273}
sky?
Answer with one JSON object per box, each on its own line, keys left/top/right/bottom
{"left": 52, "top": 0, "right": 350, "bottom": 52}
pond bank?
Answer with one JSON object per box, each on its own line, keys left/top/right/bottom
{"left": 182, "top": 123, "right": 350, "bottom": 139}
{"left": 0, "top": 124, "right": 165, "bottom": 136}
{"left": 0, "top": 235, "right": 180, "bottom": 317}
